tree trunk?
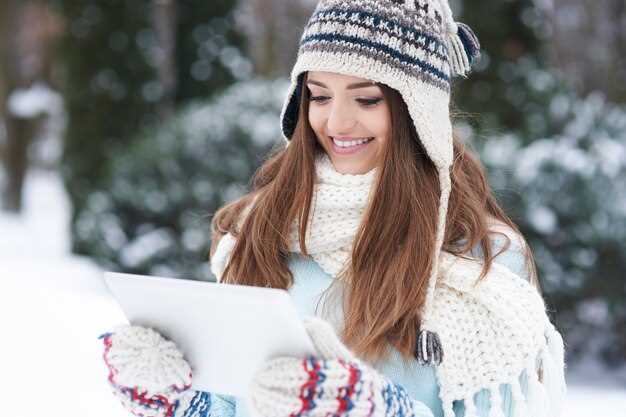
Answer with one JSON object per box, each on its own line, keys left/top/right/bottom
{"left": 548, "top": 0, "right": 626, "bottom": 102}
{"left": 236, "top": 0, "right": 316, "bottom": 77}
{"left": 3, "top": 117, "right": 38, "bottom": 212}
{"left": 0, "top": 1, "right": 63, "bottom": 212}
{"left": 152, "top": 0, "right": 178, "bottom": 120}
{"left": 0, "top": 0, "right": 30, "bottom": 213}
{"left": 610, "top": 0, "right": 626, "bottom": 101}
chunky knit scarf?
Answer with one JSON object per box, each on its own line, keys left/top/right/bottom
{"left": 286, "top": 152, "right": 377, "bottom": 278}
{"left": 210, "top": 154, "right": 567, "bottom": 417}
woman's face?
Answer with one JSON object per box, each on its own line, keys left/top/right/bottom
{"left": 307, "top": 71, "right": 390, "bottom": 175}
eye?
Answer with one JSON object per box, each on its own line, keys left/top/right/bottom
{"left": 357, "top": 97, "right": 383, "bottom": 107}
{"left": 309, "top": 95, "right": 330, "bottom": 103}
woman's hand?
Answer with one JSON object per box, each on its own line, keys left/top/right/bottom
{"left": 99, "top": 325, "right": 194, "bottom": 417}
{"left": 249, "top": 317, "right": 434, "bottom": 417}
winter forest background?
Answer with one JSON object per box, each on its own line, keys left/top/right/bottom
{"left": 1, "top": 0, "right": 625, "bottom": 415}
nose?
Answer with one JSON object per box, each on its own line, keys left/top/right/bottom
{"left": 326, "top": 99, "right": 357, "bottom": 134}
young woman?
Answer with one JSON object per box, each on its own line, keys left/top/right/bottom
{"left": 100, "top": 1, "right": 566, "bottom": 417}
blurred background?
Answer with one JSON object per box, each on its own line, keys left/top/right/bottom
{"left": 0, "top": 0, "right": 624, "bottom": 415}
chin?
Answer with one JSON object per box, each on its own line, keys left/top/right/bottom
{"left": 330, "top": 159, "right": 375, "bottom": 175}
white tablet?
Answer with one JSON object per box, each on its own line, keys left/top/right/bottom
{"left": 102, "top": 271, "right": 316, "bottom": 398}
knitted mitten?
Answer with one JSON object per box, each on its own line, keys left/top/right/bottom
{"left": 249, "top": 317, "right": 434, "bottom": 417}
{"left": 99, "top": 325, "right": 194, "bottom": 417}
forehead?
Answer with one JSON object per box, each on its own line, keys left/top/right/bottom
{"left": 306, "top": 71, "right": 378, "bottom": 88}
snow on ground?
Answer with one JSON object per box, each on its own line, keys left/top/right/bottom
{"left": 0, "top": 169, "right": 129, "bottom": 417}
{"left": 1, "top": 168, "right": 625, "bottom": 417}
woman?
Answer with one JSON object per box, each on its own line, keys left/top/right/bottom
{"left": 100, "top": 1, "right": 566, "bottom": 416}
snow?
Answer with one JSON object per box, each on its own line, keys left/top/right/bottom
{"left": 6, "top": 82, "right": 67, "bottom": 166}
{"left": 0, "top": 169, "right": 129, "bottom": 417}
{"left": 1, "top": 168, "right": 625, "bottom": 417}
{"left": 527, "top": 204, "right": 558, "bottom": 234}
{"left": 120, "top": 227, "right": 174, "bottom": 268}
{"left": 7, "top": 82, "right": 64, "bottom": 119}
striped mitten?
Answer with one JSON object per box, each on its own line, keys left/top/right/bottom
{"left": 99, "top": 325, "right": 194, "bottom": 417}
{"left": 249, "top": 317, "right": 434, "bottom": 417}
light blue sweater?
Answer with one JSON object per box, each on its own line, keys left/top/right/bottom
{"left": 188, "top": 236, "right": 531, "bottom": 417}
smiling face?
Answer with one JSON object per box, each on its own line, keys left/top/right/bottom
{"left": 306, "top": 71, "right": 391, "bottom": 175}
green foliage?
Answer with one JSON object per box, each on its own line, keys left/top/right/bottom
{"left": 51, "top": 0, "right": 245, "bottom": 256}
{"left": 453, "top": 1, "right": 626, "bottom": 363}
{"left": 73, "top": 79, "right": 285, "bottom": 280}
{"left": 473, "top": 64, "right": 626, "bottom": 364}
{"left": 453, "top": 0, "right": 549, "bottom": 133}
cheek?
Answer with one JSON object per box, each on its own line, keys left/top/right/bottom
{"left": 368, "top": 107, "right": 391, "bottom": 141}
{"left": 308, "top": 107, "right": 325, "bottom": 135}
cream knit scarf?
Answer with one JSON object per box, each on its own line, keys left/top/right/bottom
{"left": 209, "top": 153, "right": 567, "bottom": 417}
{"left": 286, "top": 152, "right": 377, "bottom": 279}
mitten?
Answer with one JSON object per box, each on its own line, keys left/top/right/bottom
{"left": 99, "top": 325, "right": 194, "bottom": 417}
{"left": 249, "top": 317, "right": 434, "bottom": 417}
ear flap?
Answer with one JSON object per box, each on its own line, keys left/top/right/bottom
{"left": 280, "top": 72, "right": 306, "bottom": 140}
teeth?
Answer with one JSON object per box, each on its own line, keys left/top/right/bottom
{"left": 332, "top": 137, "right": 373, "bottom": 147}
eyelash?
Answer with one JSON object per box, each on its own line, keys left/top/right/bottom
{"left": 309, "top": 96, "right": 383, "bottom": 107}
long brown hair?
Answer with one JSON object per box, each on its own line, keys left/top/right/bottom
{"left": 210, "top": 72, "right": 538, "bottom": 364}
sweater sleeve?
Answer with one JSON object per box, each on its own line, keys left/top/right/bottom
{"left": 469, "top": 226, "right": 532, "bottom": 283}
{"left": 452, "top": 372, "right": 528, "bottom": 417}
{"left": 108, "top": 385, "right": 236, "bottom": 417}
{"left": 374, "top": 350, "right": 525, "bottom": 417}
{"left": 175, "top": 392, "right": 236, "bottom": 417}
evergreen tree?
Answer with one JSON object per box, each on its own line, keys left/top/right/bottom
{"left": 455, "top": 1, "right": 626, "bottom": 363}
{"left": 478, "top": 75, "right": 626, "bottom": 364}
{"left": 74, "top": 78, "right": 284, "bottom": 280}
{"left": 453, "top": 0, "right": 549, "bottom": 133}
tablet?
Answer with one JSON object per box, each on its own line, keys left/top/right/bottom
{"left": 102, "top": 271, "right": 316, "bottom": 398}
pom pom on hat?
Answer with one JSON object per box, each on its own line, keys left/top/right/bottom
{"left": 437, "top": 3, "right": 481, "bottom": 77}
{"left": 446, "top": 21, "right": 481, "bottom": 77}
{"left": 456, "top": 22, "right": 481, "bottom": 65}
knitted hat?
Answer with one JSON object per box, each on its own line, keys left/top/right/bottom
{"left": 279, "top": 0, "right": 481, "bottom": 366}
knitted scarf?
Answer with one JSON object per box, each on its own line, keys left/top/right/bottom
{"left": 286, "top": 152, "right": 378, "bottom": 279}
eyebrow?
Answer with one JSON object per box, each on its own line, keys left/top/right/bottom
{"left": 306, "top": 79, "right": 379, "bottom": 90}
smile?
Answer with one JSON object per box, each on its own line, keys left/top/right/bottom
{"left": 330, "top": 137, "right": 375, "bottom": 155}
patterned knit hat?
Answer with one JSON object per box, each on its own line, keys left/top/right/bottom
{"left": 279, "top": 0, "right": 481, "bottom": 366}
